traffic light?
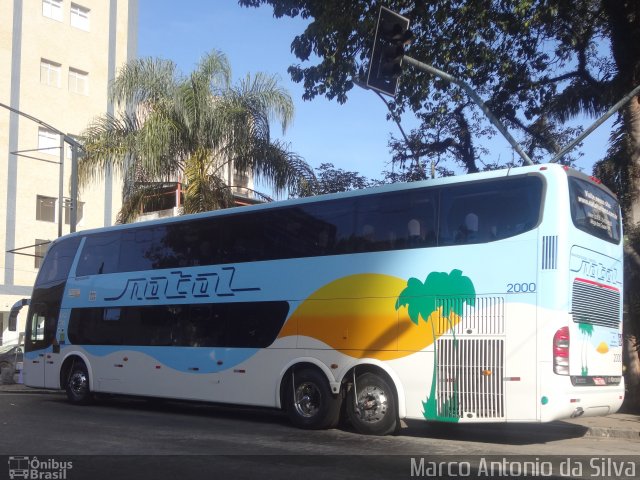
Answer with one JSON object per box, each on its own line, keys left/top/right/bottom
{"left": 366, "top": 7, "right": 412, "bottom": 96}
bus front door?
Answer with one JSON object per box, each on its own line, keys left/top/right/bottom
{"left": 25, "top": 302, "right": 61, "bottom": 389}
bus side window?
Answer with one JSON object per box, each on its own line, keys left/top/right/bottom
{"left": 455, "top": 213, "right": 480, "bottom": 244}
{"left": 183, "top": 305, "right": 219, "bottom": 347}
{"left": 119, "top": 230, "right": 153, "bottom": 271}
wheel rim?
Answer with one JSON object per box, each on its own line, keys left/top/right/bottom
{"left": 69, "top": 370, "right": 88, "bottom": 398}
{"left": 354, "top": 384, "right": 388, "bottom": 424}
{"left": 294, "top": 381, "right": 321, "bottom": 418}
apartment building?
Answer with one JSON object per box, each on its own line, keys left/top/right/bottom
{"left": 0, "top": 0, "right": 138, "bottom": 345}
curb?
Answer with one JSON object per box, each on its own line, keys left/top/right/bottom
{"left": 0, "top": 385, "right": 62, "bottom": 395}
{"left": 584, "top": 426, "right": 640, "bottom": 441}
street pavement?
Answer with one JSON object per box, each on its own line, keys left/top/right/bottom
{"left": 1, "top": 382, "right": 638, "bottom": 441}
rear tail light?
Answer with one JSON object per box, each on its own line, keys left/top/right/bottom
{"left": 553, "top": 327, "right": 570, "bottom": 375}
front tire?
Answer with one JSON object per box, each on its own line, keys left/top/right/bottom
{"left": 346, "top": 372, "right": 398, "bottom": 435}
{"left": 284, "top": 368, "right": 342, "bottom": 430}
{"left": 65, "top": 361, "right": 92, "bottom": 405}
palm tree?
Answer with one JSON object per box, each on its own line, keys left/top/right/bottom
{"left": 395, "top": 269, "right": 476, "bottom": 421}
{"left": 78, "top": 50, "right": 315, "bottom": 222}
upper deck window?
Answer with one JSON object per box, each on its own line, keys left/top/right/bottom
{"left": 35, "top": 237, "right": 80, "bottom": 287}
{"left": 439, "top": 175, "right": 543, "bottom": 245}
{"left": 74, "top": 174, "right": 545, "bottom": 276}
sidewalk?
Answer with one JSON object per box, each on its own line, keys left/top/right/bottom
{"left": 559, "top": 410, "right": 640, "bottom": 441}
{"left": 2, "top": 382, "right": 638, "bottom": 440}
{"left": 0, "top": 382, "right": 63, "bottom": 395}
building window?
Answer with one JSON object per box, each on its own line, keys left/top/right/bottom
{"left": 38, "top": 127, "right": 60, "bottom": 156}
{"left": 34, "top": 239, "right": 50, "bottom": 269}
{"left": 70, "top": 3, "right": 90, "bottom": 31}
{"left": 68, "top": 68, "right": 88, "bottom": 95}
{"left": 40, "top": 59, "right": 61, "bottom": 87}
{"left": 64, "top": 198, "right": 84, "bottom": 225}
{"left": 36, "top": 196, "right": 56, "bottom": 223}
{"left": 42, "top": 0, "right": 63, "bottom": 21}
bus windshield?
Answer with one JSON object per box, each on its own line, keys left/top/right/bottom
{"left": 568, "top": 177, "right": 621, "bottom": 244}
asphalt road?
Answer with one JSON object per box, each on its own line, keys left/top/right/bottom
{"left": 0, "top": 392, "right": 637, "bottom": 480}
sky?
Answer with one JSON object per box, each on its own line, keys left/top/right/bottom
{"left": 137, "top": 0, "right": 615, "bottom": 186}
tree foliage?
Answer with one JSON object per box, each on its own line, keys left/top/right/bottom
{"left": 239, "top": 0, "right": 638, "bottom": 174}
{"left": 298, "top": 162, "right": 375, "bottom": 195}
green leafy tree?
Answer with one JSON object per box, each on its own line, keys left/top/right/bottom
{"left": 297, "top": 162, "right": 375, "bottom": 196}
{"left": 240, "top": 1, "right": 639, "bottom": 172}
{"left": 79, "top": 50, "right": 315, "bottom": 222}
{"left": 395, "top": 269, "right": 476, "bottom": 420}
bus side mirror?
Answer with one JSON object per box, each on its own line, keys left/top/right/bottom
{"left": 8, "top": 298, "right": 30, "bottom": 332}
{"left": 8, "top": 311, "right": 18, "bottom": 331}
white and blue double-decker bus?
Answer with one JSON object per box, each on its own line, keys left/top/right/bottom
{"left": 24, "top": 164, "right": 624, "bottom": 435}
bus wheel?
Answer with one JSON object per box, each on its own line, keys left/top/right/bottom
{"left": 285, "top": 368, "right": 341, "bottom": 430}
{"left": 65, "top": 362, "right": 92, "bottom": 405}
{"left": 346, "top": 372, "right": 397, "bottom": 435}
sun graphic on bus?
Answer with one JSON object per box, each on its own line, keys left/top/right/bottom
{"left": 279, "top": 270, "right": 474, "bottom": 357}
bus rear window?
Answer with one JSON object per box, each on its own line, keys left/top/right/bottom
{"left": 569, "top": 177, "right": 621, "bottom": 244}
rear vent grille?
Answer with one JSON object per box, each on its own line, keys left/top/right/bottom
{"left": 572, "top": 279, "right": 620, "bottom": 328}
{"left": 542, "top": 235, "right": 558, "bottom": 270}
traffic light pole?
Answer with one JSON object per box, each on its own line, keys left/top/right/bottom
{"left": 402, "top": 56, "right": 534, "bottom": 166}
{"left": 368, "top": 7, "right": 637, "bottom": 167}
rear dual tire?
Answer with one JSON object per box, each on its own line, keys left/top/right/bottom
{"left": 346, "top": 372, "right": 398, "bottom": 436}
{"left": 284, "top": 368, "right": 342, "bottom": 430}
{"left": 284, "top": 368, "right": 399, "bottom": 436}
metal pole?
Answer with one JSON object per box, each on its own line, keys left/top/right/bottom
{"left": 372, "top": 89, "right": 425, "bottom": 177}
{"left": 402, "top": 56, "right": 534, "bottom": 166}
{"left": 58, "top": 136, "right": 64, "bottom": 237}
{"left": 70, "top": 141, "right": 79, "bottom": 233}
{"left": 550, "top": 84, "right": 640, "bottom": 163}
{"left": 354, "top": 78, "right": 424, "bottom": 175}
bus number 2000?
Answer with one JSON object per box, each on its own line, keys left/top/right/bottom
{"left": 507, "top": 282, "right": 536, "bottom": 293}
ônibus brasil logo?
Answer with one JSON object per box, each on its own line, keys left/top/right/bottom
{"left": 8, "top": 456, "right": 73, "bottom": 480}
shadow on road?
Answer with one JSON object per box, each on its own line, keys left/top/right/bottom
{"left": 87, "top": 393, "right": 292, "bottom": 427}
{"left": 44, "top": 392, "right": 589, "bottom": 445}
{"left": 400, "top": 418, "right": 589, "bottom": 445}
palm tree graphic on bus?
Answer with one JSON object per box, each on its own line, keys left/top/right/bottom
{"left": 395, "top": 269, "right": 476, "bottom": 422}
{"left": 578, "top": 322, "right": 594, "bottom": 376}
